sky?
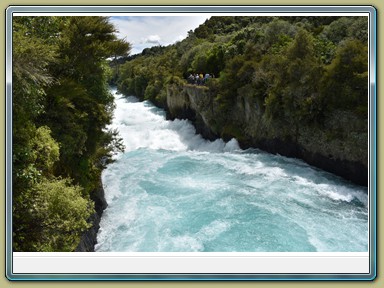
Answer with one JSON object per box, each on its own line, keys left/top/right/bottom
{"left": 109, "top": 16, "right": 210, "bottom": 55}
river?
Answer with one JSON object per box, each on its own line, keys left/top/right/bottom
{"left": 95, "top": 89, "right": 368, "bottom": 252}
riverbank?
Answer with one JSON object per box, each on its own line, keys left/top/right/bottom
{"left": 164, "top": 83, "right": 368, "bottom": 187}
{"left": 75, "top": 181, "right": 108, "bottom": 252}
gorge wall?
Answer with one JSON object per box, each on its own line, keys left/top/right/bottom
{"left": 165, "top": 83, "right": 368, "bottom": 187}
{"left": 75, "top": 182, "right": 108, "bottom": 252}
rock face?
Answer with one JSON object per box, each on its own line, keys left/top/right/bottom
{"left": 166, "top": 84, "right": 368, "bottom": 187}
{"left": 75, "top": 181, "right": 108, "bottom": 252}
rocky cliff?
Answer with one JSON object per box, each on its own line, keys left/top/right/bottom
{"left": 166, "top": 83, "right": 368, "bottom": 187}
{"left": 75, "top": 181, "right": 108, "bottom": 252}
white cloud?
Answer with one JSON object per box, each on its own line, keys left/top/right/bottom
{"left": 141, "top": 34, "right": 161, "bottom": 44}
{"left": 110, "top": 16, "right": 210, "bottom": 55}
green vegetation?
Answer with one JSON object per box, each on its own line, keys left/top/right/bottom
{"left": 115, "top": 15, "right": 367, "bottom": 152}
{"left": 12, "top": 16, "right": 131, "bottom": 251}
{"left": 14, "top": 16, "right": 367, "bottom": 250}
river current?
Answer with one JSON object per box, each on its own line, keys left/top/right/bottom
{"left": 95, "top": 89, "right": 368, "bottom": 252}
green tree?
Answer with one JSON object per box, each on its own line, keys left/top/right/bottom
{"left": 20, "top": 178, "right": 92, "bottom": 252}
{"left": 262, "top": 29, "right": 324, "bottom": 127}
{"left": 43, "top": 16, "right": 130, "bottom": 192}
{"left": 108, "top": 38, "right": 132, "bottom": 83}
{"left": 321, "top": 38, "right": 368, "bottom": 111}
{"left": 30, "top": 126, "right": 60, "bottom": 176}
{"left": 12, "top": 16, "right": 130, "bottom": 251}
{"left": 12, "top": 17, "right": 62, "bottom": 232}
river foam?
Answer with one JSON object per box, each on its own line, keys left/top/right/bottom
{"left": 95, "top": 89, "right": 368, "bottom": 252}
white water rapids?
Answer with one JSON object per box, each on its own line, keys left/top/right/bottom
{"left": 95, "top": 89, "right": 368, "bottom": 252}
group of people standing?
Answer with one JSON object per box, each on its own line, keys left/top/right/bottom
{"left": 187, "top": 73, "right": 214, "bottom": 85}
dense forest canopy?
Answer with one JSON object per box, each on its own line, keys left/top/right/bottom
{"left": 115, "top": 16, "right": 368, "bottom": 123}
{"left": 12, "top": 16, "right": 130, "bottom": 251}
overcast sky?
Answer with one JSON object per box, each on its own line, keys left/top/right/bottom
{"left": 110, "top": 16, "right": 210, "bottom": 55}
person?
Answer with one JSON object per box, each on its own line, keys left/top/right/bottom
{"left": 195, "top": 74, "right": 200, "bottom": 85}
{"left": 187, "top": 73, "right": 194, "bottom": 84}
{"left": 204, "top": 73, "right": 210, "bottom": 84}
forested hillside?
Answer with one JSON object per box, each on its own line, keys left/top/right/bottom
{"left": 116, "top": 16, "right": 367, "bottom": 112}
{"left": 12, "top": 16, "right": 130, "bottom": 251}
{"left": 114, "top": 16, "right": 368, "bottom": 186}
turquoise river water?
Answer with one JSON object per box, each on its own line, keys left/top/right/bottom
{"left": 95, "top": 89, "right": 368, "bottom": 252}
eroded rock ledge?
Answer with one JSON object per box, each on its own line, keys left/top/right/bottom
{"left": 166, "top": 84, "right": 368, "bottom": 187}
{"left": 75, "top": 181, "right": 108, "bottom": 252}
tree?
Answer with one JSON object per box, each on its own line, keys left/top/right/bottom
{"left": 18, "top": 178, "right": 93, "bottom": 252}
{"left": 12, "top": 16, "right": 62, "bottom": 229}
{"left": 321, "top": 38, "right": 368, "bottom": 110}
{"left": 43, "top": 16, "right": 131, "bottom": 192}
{"left": 109, "top": 38, "right": 132, "bottom": 83}
{"left": 12, "top": 16, "right": 131, "bottom": 251}
{"left": 262, "top": 28, "right": 324, "bottom": 127}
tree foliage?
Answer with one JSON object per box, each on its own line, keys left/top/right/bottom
{"left": 321, "top": 38, "right": 368, "bottom": 111}
{"left": 116, "top": 15, "right": 368, "bottom": 134}
{"left": 14, "top": 178, "right": 93, "bottom": 252}
{"left": 12, "top": 16, "right": 130, "bottom": 251}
